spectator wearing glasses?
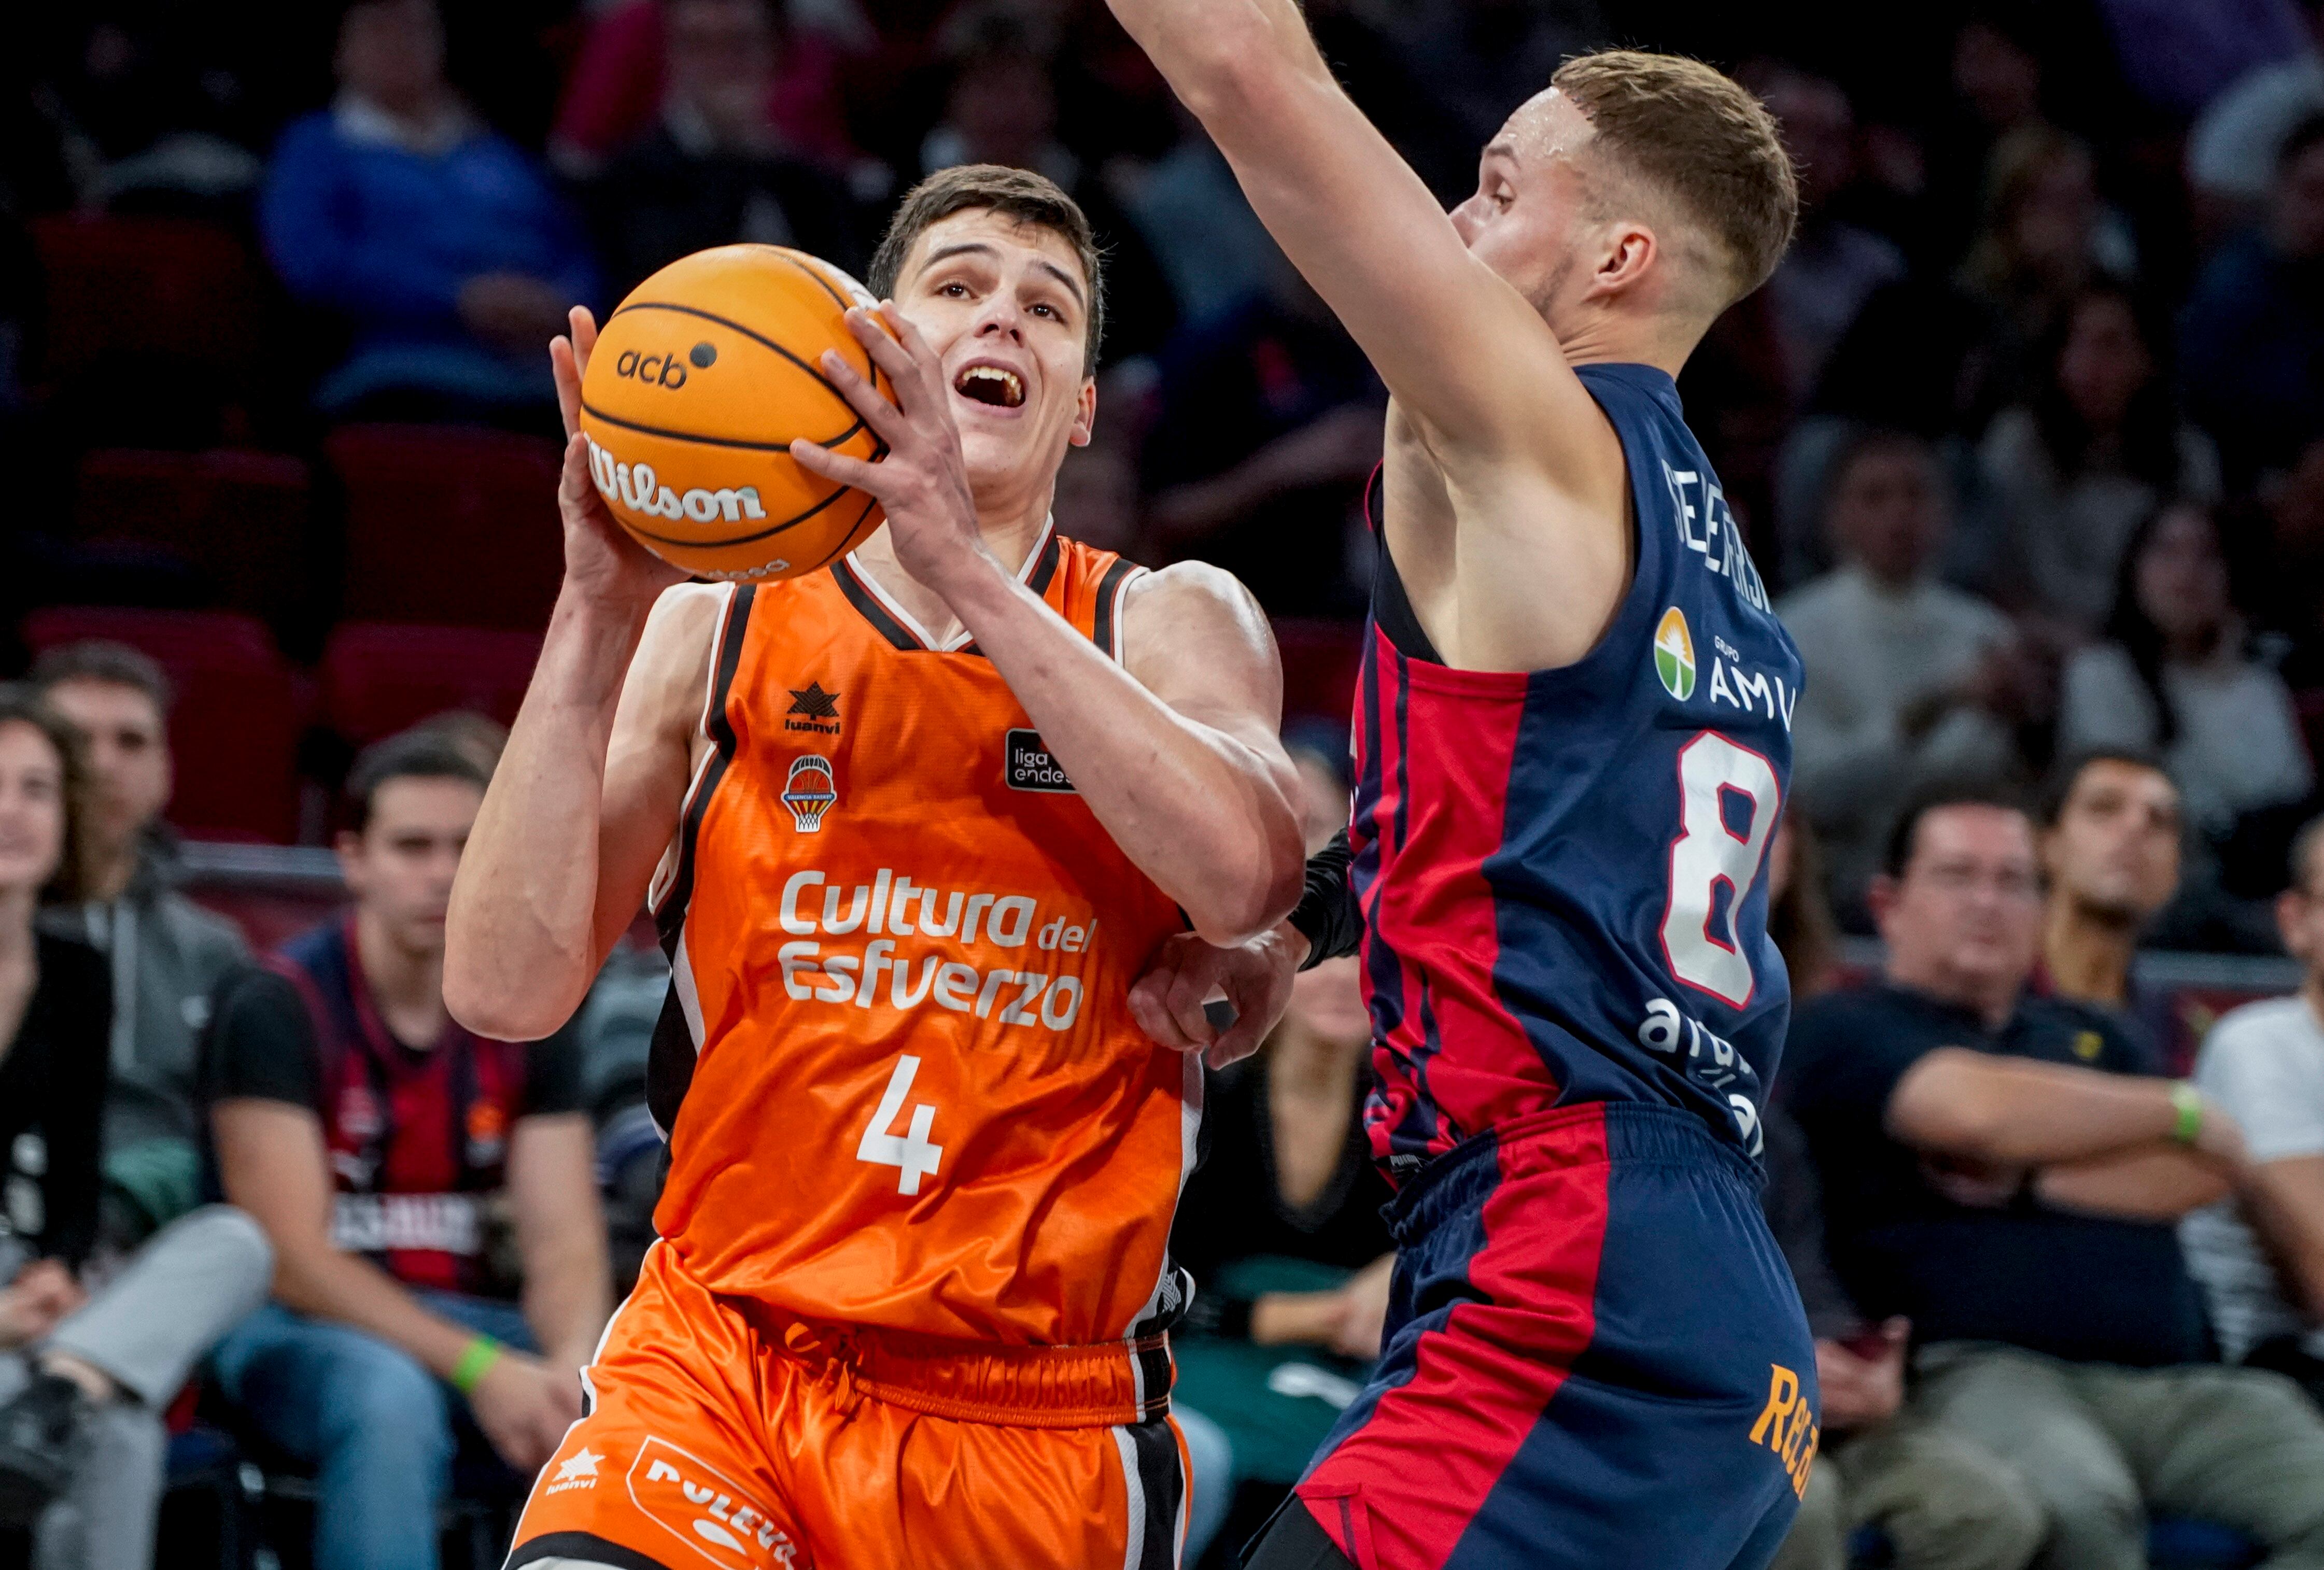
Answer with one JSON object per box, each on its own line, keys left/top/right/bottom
{"left": 29, "top": 641, "right": 251, "bottom": 1244}
{"left": 1786, "top": 783, "right": 2324, "bottom": 1568}
{"left": 2184, "top": 817, "right": 2324, "bottom": 1407}
{"left": 0, "top": 687, "right": 270, "bottom": 1570}
{"left": 205, "top": 730, "right": 608, "bottom": 1570}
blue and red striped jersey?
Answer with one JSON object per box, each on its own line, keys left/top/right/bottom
{"left": 1353, "top": 362, "right": 1802, "bottom": 1175}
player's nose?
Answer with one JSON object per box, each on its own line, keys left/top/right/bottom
{"left": 971, "top": 296, "right": 1026, "bottom": 345}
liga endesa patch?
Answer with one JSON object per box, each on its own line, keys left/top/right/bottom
{"left": 626, "top": 1436, "right": 802, "bottom": 1568}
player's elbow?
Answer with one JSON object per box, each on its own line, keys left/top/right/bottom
{"left": 443, "top": 957, "right": 568, "bottom": 1044}
{"left": 1184, "top": 833, "right": 1305, "bottom": 948}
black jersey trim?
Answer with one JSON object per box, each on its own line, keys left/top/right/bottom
{"left": 653, "top": 584, "right": 756, "bottom": 946}
{"left": 1024, "top": 527, "right": 1063, "bottom": 598}
{"left": 508, "top": 1532, "right": 676, "bottom": 1570}
{"left": 1124, "top": 1415, "right": 1185, "bottom": 1570}
{"left": 1090, "top": 557, "right": 1139, "bottom": 662}
{"left": 833, "top": 527, "right": 1064, "bottom": 657}
{"left": 1362, "top": 461, "right": 1446, "bottom": 666}
{"left": 832, "top": 558, "right": 925, "bottom": 650}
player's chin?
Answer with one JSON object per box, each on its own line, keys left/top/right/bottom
{"left": 956, "top": 425, "right": 1057, "bottom": 492}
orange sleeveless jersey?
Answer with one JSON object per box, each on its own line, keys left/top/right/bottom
{"left": 644, "top": 524, "right": 1195, "bottom": 1352}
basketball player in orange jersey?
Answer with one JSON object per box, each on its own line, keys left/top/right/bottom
{"left": 444, "top": 165, "right": 1306, "bottom": 1570}
{"left": 1103, "top": 17, "right": 1820, "bottom": 1570}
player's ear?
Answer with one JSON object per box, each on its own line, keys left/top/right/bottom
{"left": 1069, "top": 375, "right": 1097, "bottom": 448}
{"left": 1586, "top": 222, "right": 1656, "bottom": 299}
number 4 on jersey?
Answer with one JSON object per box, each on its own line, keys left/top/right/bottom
{"left": 1659, "top": 731, "right": 1781, "bottom": 1008}
{"left": 856, "top": 1054, "right": 943, "bottom": 1195}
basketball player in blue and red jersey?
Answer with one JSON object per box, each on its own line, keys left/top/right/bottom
{"left": 1105, "top": 21, "right": 1819, "bottom": 1570}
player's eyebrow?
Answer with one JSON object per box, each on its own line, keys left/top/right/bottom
{"left": 922, "top": 241, "right": 1087, "bottom": 312}
{"left": 1483, "top": 138, "right": 1517, "bottom": 163}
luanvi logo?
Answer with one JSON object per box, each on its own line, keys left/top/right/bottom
{"left": 785, "top": 683, "right": 840, "bottom": 736}
{"left": 1005, "top": 730, "right": 1074, "bottom": 793}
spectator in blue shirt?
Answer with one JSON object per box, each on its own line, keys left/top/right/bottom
{"left": 2181, "top": 111, "right": 2324, "bottom": 489}
{"left": 259, "top": 0, "right": 599, "bottom": 420}
{"left": 1786, "top": 782, "right": 2324, "bottom": 1568}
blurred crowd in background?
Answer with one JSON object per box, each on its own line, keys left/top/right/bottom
{"left": 7, "top": 1, "right": 2324, "bottom": 1568}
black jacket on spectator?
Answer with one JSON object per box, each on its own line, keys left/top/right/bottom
{"left": 1783, "top": 981, "right": 2210, "bottom": 1368}
{"left": 1171, "top": 1056, "right": 1393, "bottom": 1334}
{"left": 0, "top": 930, "right": 111, "bottom": 1267}
{"left": 1760, "top": 1100, "right": 1860, "bottom": 1341}
{"left": 585, "top": 125, "right": 866, "bottom": 298}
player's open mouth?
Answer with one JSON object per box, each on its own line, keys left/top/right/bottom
{"left": 954, "top": 363, "right": 1025, "bottom": 409}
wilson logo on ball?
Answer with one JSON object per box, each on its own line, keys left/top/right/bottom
{"left": 586, "top": 435, "right": 766, "bottom": 523}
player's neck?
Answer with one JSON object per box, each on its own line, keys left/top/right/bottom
{"left": 1552, "top": 309, "right": 1698, "bottom": 381}
{"left": 851, "top": 490, "right": 1054, "bottom": 646}
{"left": 2043, "top": 896, "right": 2137, "bottom": 1008}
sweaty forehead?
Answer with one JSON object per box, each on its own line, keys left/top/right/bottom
{"left": 1492, "top": 89, "right": 1596, "bottom": 166}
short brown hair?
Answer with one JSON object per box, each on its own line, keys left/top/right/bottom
{"left": 29, "top": 640, "right": 173, "bottom": 719}
{"left": 868, "top": 164, "right": 1105, "bottom": 368}
{"left": 1551, "top": 50, "right": 1798, "bottom": 307}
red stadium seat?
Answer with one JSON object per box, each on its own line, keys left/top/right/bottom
{"left": 21, "top": 607, "right": 302, "bottom": 843}
{"left": 73, "top": 449, "right": 312, "bottom": 622}
{"left": 321, "top": 622, "right": 543, "bottom": 745}
{"left": 31, "top": 215, "right": 265, "bottom": 386}
{"left": 327, "top": 425, "right": 566, "bottom": 630}
{"left": 1272, "top": 617, "right": 1363, "bottom": 726}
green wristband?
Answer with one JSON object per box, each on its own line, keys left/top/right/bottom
{"left": 2170, "top": 1082, "right": 2204, "bottom": 1145}
{"left": 450, "top": 1335, "right": 503, "bottom": 1396}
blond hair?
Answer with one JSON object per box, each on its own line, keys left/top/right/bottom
{"left": 1551, "top": 50, "right": 1799, "bottom": 307}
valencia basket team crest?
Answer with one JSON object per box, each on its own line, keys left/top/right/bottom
{"left": 782, "top": 755, "right": 838, "bottom": 832}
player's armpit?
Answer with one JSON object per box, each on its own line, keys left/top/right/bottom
{"left": 1102, "top": 0, "right": 1609, "bottom": 478}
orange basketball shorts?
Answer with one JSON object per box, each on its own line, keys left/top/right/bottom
{"left": 506, "top": 1243, "right": 1189, "bottom": 1570}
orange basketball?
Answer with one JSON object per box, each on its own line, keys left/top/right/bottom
{"left": 579, "top": 245, "right": 893, "bottom": 581}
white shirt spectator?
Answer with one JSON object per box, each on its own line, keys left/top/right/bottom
{"left": 1780, "top": 563, "right": 2020, "bottom": 892}
{"left": 2184, "top": 996, "right": 2324, "bottom": 1359}
{"left": 2190, "top": 54, "right": 2324, "bottom": 206}
{"left": 1979, "top": 408, "right": 2223, "bottom": 632}
{"left": 2058, "top": 639, "right": 2314, "bottom": 840}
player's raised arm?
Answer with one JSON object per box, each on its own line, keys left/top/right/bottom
{"left": 1104, "top": 0, "right": 1585, "bottom": 462}
{"left": 446, "top": 308, "right": 700, "bottom": 1042}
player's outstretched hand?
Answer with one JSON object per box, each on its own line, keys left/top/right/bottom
{"left": 550, "top": 306, "right": 685, "bottom": 615}
{"left": 1129, "top": 927, "right": 1303, "bottom": 1069}
{"left": 468, "top": 1351, "right": 581, "bottom": 1476}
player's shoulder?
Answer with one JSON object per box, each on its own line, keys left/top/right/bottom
{"left": 1119, "top": 559, "right": 1269, "bottom": 648}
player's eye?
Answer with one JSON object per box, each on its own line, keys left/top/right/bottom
{"left": 940, "top": 281, "right": 969, "bottom": 298}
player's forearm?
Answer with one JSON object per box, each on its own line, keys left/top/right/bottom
{"left": 446, "top": 585, "right": 645, "bottom": 1038}
{"left": 1104, "top": 0, "right": 1321, "bottom": 123}
{"left": 947, "top": 561, "right": 1302, "bottom": 944}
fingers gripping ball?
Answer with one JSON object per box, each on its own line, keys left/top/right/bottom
{"left": 580, "top": 246, "right": 896, "bottom": 581}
